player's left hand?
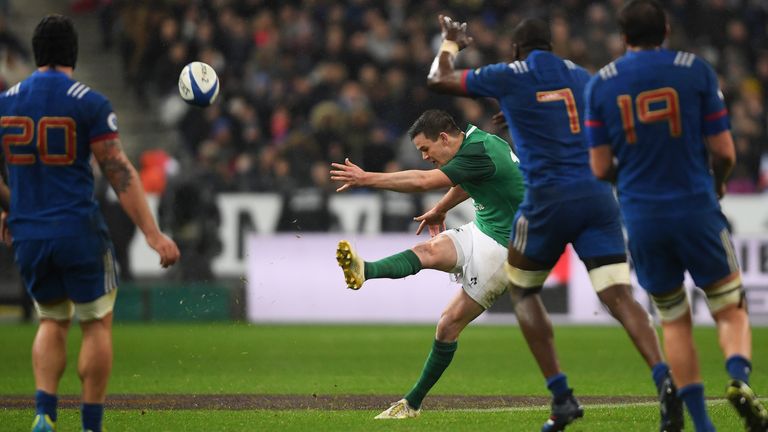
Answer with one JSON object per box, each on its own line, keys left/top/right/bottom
{"left": 716, "top": 181, "right": 727, "bottom": 200}
{"left": 414, "top": 208, "right": 447, "bottom": 237}
{"left": 330, "top": 158, "right": 366, "bottom": 192}
{"left": 439, "top": 14, "right": 473, "bottom": 50}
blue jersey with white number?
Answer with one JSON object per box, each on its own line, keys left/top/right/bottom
{"left": 463, "top": 50, "right": 597, "bottom": 190}
{"left": 584, "top": 49, "right": 730, "bottom": 220}
{"left": 0, "top": 69, "right": 119, "bottom": 240}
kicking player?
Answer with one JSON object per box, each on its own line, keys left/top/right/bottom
{"left": 428, "top": 15, "right": 679, "bottom": 432}
{"left": 0, "top": 15, "right": 180, "bottom": 432}
{"left": 331, "top": 109, "right": 524, "bottom": 419}
{"left": 585, "top": 1, "right": 768, "bottom": 431}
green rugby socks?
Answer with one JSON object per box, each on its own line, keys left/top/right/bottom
{"left": 364, "top": 249, "right": 422, "bottom": 279}
{"left": 404, "top": 339, "right": 458, "bottom": 410}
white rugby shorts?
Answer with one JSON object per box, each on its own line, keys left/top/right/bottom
{"left": 443, "top": 222, "right": 509, "bottom": 309}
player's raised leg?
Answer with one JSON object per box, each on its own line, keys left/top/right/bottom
{"left": 336, "top": 233, "right": 456, "bottom": 290}
{"left": 506, "top": 246, "right": 583, "bottom": 432}
{"left": 31, "top": 309, "right": 71, "bottom": 432}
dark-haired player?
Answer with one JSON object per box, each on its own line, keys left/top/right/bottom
{"left": 0, "top": 15, "right": 180, "bottom": 432}
{"left": 332, "top": 109, "right": 524, "bottom": 419}
{"left": 428, "top": 15, "right": 678, "bottom": 432}
{"left": 585, "top": 1, "right": 768, "bottom": 431}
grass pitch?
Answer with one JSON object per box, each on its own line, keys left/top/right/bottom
{"left": 0, "top": 323, "right": 765, "bottom": 430}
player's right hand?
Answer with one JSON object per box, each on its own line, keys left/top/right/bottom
{"left": 438, "top": 14, "right": 473, "bottom": 50}
{"left": 414, "top": 208, "right": 447, "bottom": 237}
{"left": 146, "top": 232, "right": 181, "bottom": 268}
{"left": 0, "top": 211, "right": 10, "bottom": 246}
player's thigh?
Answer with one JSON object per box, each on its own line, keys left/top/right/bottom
{"left": 625, "top": 219, "right": 686, "bottom": 296}
{"left": 52, "top": 232, "right": 118, "bottom": 305}
{"left": 571, "top": 191, "right": 627, "bottom": 261}
{"left": 13, "top": 239, "right": 67, "bottom": 303}
{"left": 439, "top": 222, "right": 474, "bottom": 272}
{"left": 676, "top": 210, "right": 739, "bottom": 288}
{"left": 509, "top": 205, "right": 569, "bottom": 268}
{"left": 461, "top": 224, "right": 509, "bottom": 309}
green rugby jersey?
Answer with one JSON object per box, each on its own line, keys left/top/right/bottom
{"left": 439, "top": 124, "right": 525, "bottom": 246}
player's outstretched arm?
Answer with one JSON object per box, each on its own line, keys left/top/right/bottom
{"left": 91, "top": 137, "right": 180, "bottom": 268}
{"left": 427, "top": 14, "right": 473, "bottom": 96}
{"left": 414, "top": 185, "right": 470, "bottom": 236}
{"left": 705, "top": 130, "right": 736, "bottom": 199}
{"left": 330, "top": 158, "right": 453, "bottom": 193}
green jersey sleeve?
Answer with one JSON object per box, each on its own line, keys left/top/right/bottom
{"left": 439, "top": 142, "right": 496, "bottom": 185}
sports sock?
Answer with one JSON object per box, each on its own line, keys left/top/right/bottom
{"left": 404, "top": 339, "right": 457, "bottom": 410}
{"left": 365, "top": 249, "right": 422, "bottom": 279}
{"left": 725, "top": 355, "right": 752, "bottom": 384}
{"left": 678, "top": 383, "right": 715, "bottom": 432}
{"left": 546, "top": 373, "right": 570, "bottom": 399}
{"left": 81, "top": 403, "right": 104, "bottom": 432}
{"left": 35, "top": 390, "right": 58, "bottom": 422}
{"left": 651, "top": 362, "right": 670, "bottom": 392}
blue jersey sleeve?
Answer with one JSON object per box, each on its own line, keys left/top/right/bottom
{"left": 698, "top": 60, "right": 729, "bottom": 136}
{"left": 87, "top": 94, "right": 119, "bottom": 143}
{"left": 583, "top": 76, "right": 609, "bottom": 147}
{"left": 464, "top": 63, "right": 516, "bottom": 98}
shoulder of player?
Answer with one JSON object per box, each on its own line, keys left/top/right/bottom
{"left": 63, "top": 80, "right": 110, "bottom": 105}
{"left": 0, "top": 77, "right": 27, "bottom": 98}
{"left": 670, "top": 50, "right": 699, "bottom": 68}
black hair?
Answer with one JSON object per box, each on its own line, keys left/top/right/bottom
{"left": 33, "top": 14, "right": 78, "bottom": 68}
{"left": 511, "top": 18, "right": 552, "bottom": 54}
{"left": 407, "top": 110, "right": 461, "bottom": 141}
{"left": 618, "top": 0, "right": 667, "bottom": 47}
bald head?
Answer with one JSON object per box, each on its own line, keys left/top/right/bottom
{"left": 512, "top": 18, "right": 552, "bottom": 58}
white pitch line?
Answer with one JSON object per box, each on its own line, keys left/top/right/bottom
{"left": 447, "top": 399, "right": 728, "bottom": 413}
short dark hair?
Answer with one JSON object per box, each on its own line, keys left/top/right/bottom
{"left": 618, "top": 0, "right": 667, "bottom": 47}
{"left": 512, "top": 18, "right": 552, "bottom": 54}
{"left": 407, "top": 110, "right": 461, "bottom": 141}
{"left": 33, "top": 14, "right": 78, "bottom": 68}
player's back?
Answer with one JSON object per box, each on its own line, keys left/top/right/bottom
{"left": 0, "top": 69, "right": 117, "bottom": 240}
{"left": 585, "top": 49, "right": 727, "bottom": 219}
{"left": 464, "top": 50, "right": 596, "bottom": 189}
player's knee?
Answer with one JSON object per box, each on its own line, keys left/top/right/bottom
{"left": 436, "top": 311, "right": 463, "bottom": 341}
{"left": 412, "top": 241, "right": 439, "bottom": 267}
{"left": 651, "top": 286, "right": 690, "bottom": 323}
{"left": 703, "top": 276, "right": 745, "bottom": 315}
{"left": 505, "top": 261, "right": 548, "bottom": 294}
{"left": 589, "top": 262, "right": 630, "bottom": 293}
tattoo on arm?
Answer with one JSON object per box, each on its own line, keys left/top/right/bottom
{"left": 92, "top": 138, "right": 133, "bottom": 194}
{"left": 100, "top": 157, "right": 132, "bottom": 193}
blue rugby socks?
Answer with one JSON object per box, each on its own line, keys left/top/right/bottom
{"left": 35, "top": 390, "right": 58, "bottom": 422}
{"left": 651, "top": 362, "right": 671, "bottom": 392}
{"left": 726, "top": 354, "right": 752, "bottom": 384}
{"left": 81, "top": 403, "right": 104, "bottom": 432}
{"left": 546, "top": 373, "right": 570, "bottom": 400}
{"left": 679, "top": 383, "right": 715, "bottom": 432}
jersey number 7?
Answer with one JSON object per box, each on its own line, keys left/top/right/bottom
{"left": 1, "top": 116, "right": 77, "bottom": 165}
{"left": 536, "top": 88, "right": 581, "bottom": 134}
{"left": 617, "top": 87, "right": 681, "bottom": 144}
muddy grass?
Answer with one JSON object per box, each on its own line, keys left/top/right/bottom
{"left": 0, "top": 394, "right": 656, "bottom": 410}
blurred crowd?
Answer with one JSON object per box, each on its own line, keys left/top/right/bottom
{"left": 107, "top": 0, "right": 768, "bottom": 198}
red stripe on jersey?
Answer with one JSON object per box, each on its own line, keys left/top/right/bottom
{"left": 584, "top": 120, "right": 604, "bottom": 127}
{"left": 90, "top": 132, "right": 119, "bottom": 144}
{"left": 460, "top": 69, "right": 471, "bottom": 93}
{"left": 704, "top": 108, "right": 728, "bottom": 121}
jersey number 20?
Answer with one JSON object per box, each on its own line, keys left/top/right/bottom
{"left": 1, "top": 116, "right": 77, "bottom": 165}
{"left": 617, "top": 87, "right": 681, "bottom": 144}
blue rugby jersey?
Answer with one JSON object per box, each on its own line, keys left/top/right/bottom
{"left": 0, "top": 69, "right": 118, "bottom": 239}
{"left": 463, "top": 50, "right": 596, "bottom": 189}
{"left": 584, "top": 49, "right": 730, "bottom": 219}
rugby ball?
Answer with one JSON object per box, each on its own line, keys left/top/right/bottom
{"left": 178, "top": 61, "right": 220, "bottom": 107}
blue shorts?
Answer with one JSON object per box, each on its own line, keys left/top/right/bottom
{"left": 625, "top": 209, "right": 738, "bottom": 296}
{"left": 13, "top": 227, "right": 118, "bottom": 304}
{"left": 510, "top": 183, "right": 626, "bottom": 267}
